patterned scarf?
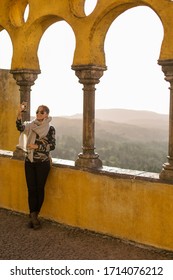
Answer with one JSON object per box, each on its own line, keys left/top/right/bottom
{"left": 17, "top": 117, "right": 52, "bottom": 162}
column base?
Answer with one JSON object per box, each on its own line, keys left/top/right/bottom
{"left": 159, "top": 163, "right": 173, "bottom": 181}
{"left": 12, "top": 147, "right": 25, "bottom": 160}
{"left": 75, "top": 153, "right": 102, "bottom": 169}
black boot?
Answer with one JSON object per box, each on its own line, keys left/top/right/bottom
{"left": 30, "top": 212, "right": 41, "bottom": 230}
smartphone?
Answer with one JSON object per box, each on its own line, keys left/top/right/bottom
{"left": 21, "top": 101, "right": 27, "bottom": 112}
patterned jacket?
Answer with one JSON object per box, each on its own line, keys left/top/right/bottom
{"left": 16, "top": 119, "right": 56, "bottom": 162}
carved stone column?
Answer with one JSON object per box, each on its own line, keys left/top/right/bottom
{"left": 72, "top": 65, "right": 106, "bottom": 168}
{"left": 10, "top": 69, "right": 40, "bottom": 121}
{"left": 10, "top": 69, "right": 40, "bottom": 159}
{"left": 158, "top": 59, "right": 173, "bottom": 180}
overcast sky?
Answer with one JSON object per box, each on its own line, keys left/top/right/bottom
{"left": 0, "top": 2, "right": 169, "bottom": 116}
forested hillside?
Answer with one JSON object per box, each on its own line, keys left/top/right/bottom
{"left": 51, "top": 109, "right": 169, "bottom": 173}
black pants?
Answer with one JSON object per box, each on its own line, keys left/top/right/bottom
{"left": 25, "top": 160, "right": 51, "bottom": 213}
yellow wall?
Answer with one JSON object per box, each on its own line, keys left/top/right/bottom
{"left": 0, "top": 70, "right": 20, "bottom": 151}
{"left": 1, "top": 154, "right": 173, "bottom": 251}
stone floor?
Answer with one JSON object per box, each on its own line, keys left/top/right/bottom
{"left": 0, "top": 208, "right": 173, "bottom": 260}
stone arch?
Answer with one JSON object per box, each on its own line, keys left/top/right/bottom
{"left": 11, "top": 14, "right": 64, "bottom": 70}
{"left": 31, "top": 21, "right": 77, "bottom": 116}
{"left": 72, "top": 0, "right": 173, "bottom": 67}
{"left": 95, "top": 6, "right": 167, "bottom": 170}
{"left": 98, "top": 6, "right": 165, "bottom": 112}
{"left": 35, "top": 15, "right": 76, "bottom": 61}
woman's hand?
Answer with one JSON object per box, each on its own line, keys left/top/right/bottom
{"left": 27, "top": 144, "right": 38, "bottom": 150}
{"left": 17, "top": 104, "right": 24, "bottom": 120}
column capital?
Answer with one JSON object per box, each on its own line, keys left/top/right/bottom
{"left": 72, "top": 64, "right": 107, "bottom": 85}
{"left": 158, "top": 59, "right": 173, "bottom": 83}
{"left": 10, "top": 69, "right": 41, "bottom": 86}
{"left": 158, "top": 59, "right": 173, "bottom": 66}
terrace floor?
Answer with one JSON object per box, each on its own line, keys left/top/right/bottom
{"left": 0, "top": 208, "right": 173, "bottom": 260}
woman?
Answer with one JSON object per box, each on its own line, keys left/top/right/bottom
{"left": 16, "top": 105, "right": 56, "bottom": 229}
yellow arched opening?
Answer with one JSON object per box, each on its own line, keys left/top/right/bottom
{"left": 31, "top": 21, "right": 82, "bottom": 118}
{"left": 95, "top": 6, "right": 168, "bottom": 172}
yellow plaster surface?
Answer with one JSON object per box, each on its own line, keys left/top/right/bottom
{"left": 0, "top": 70, "right": 19, "bottom": 151}
{"left": 1, "top": 156, "right": 173, "bottom": 251}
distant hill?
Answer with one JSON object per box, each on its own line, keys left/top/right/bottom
{"left": 70, "top": 108, "right": 168, "bottom": 129}
{"left": 50, "top": 109, "right": 169, "bottom": 172}
{"left": 51, "top": 117, "right": 82, "bottom": 138}
{"left": 51, "top": 116, "right": 168, "bottom": 145}
{"left": 52, "top": 108, "right": 168, "bottom": 142}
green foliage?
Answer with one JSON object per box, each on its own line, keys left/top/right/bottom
{"left": 96, "top": 139, "right": 167, "bottom": 172}
{"left": 52, "top": 134, "right": 81, "bottom": 160}
{"left": 52, "top": 132, "right": 167, "bottom": 173}
{"left": 51, "top": 110, "right": 168, "bottom": 173}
